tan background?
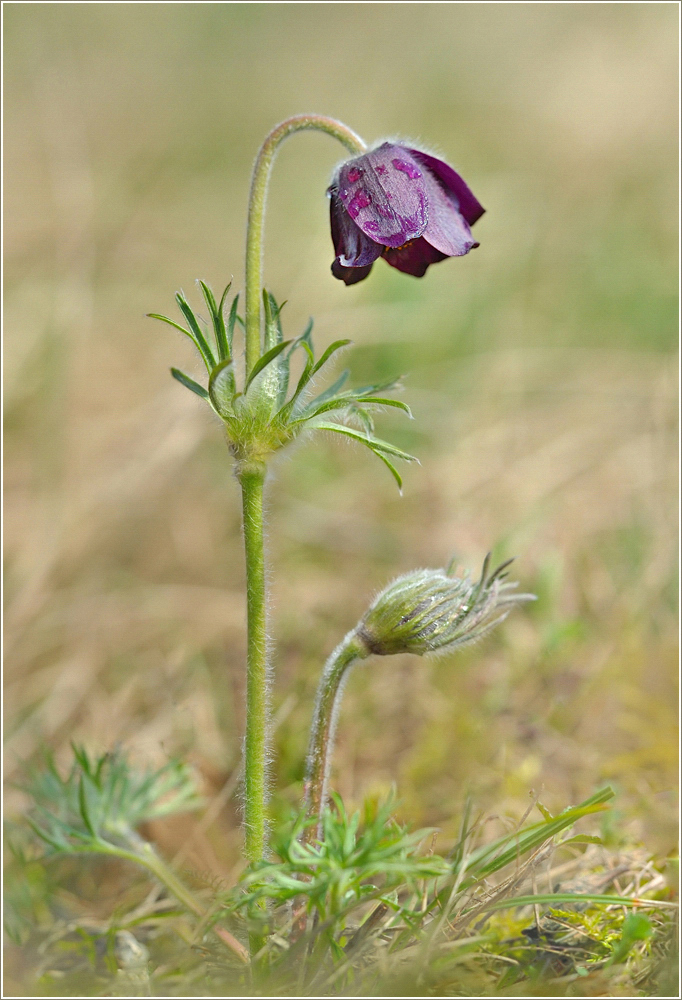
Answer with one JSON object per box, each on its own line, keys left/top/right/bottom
{"left": 4, "top": 3, "right": 678, "bottom": 877}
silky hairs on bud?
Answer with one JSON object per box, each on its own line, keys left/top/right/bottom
{"left": 355, "top": 555, "right": 535, "bottom": 657}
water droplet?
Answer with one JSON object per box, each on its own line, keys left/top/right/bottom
{"left": 392, "top": 158, "right": 422, "bottom": 180}
{"left": 375, "top": 163, "right": 387, "bottom": 175}
{"left": 347, "top": 167, "right": 363, "bottom": 183}
{"left": 348, "top": 189, "right": 371, "bottom": 217}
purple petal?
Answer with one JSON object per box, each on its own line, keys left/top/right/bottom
{"left": 408, "top": 149, "right": 485, "bottom": 226}
{"left": 336, "top": 143, "right": 428, "bottom": 249}
{"left": 331, "top": 258, "right": 374, "bottom": 285}
{"left": 329, "top": 189, "right": 382, "bottom": 267}
{"left": 419, "top": 167, "right": 480, "bottom": 258}
{"left": 383, "top": 239, "right": 447, "bottom": 277}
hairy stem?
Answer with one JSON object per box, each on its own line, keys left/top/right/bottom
{"left": 239, "top": 463, "right": 269, "bottom": 863}
{"left": 303, "top": 631, "right": 369, "bottom": 843}
{"left": 244, "top": 115, "right": 366, "bottom": 375}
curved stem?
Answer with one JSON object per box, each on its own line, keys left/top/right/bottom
{"left": 239, "top": 463, "right": 269, "bottom": 863}
{"left": 303, "top": 630, "right": 369, "bottom": 843}
{"left": 244, "top": 115, "right": 366, "bottom": 375}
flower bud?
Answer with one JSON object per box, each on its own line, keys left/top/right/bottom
{"left": 355, "top": 555, "right": 535, "bottom": 657}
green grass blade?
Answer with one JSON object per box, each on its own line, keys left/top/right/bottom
{"left": 464, "top": 787, "right": 615, "bottom": 879}
{"left": 481, "top": 892, "right": 674, "bottom": 913}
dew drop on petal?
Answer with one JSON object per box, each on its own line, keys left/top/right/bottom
{"left": 375, "top": 164, "right": 387, "bottom": 175}
{"left": 348, "top": 189, "right": 371, "bottom": 218}
{"left": 392, "top": 158, "right": 422, "bottom": 180}
{"left": 347, "top": 167, "right": 363, "bottom": 183}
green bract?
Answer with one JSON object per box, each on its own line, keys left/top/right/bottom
{"left": 149, "top": 283, "right": 416, "bottom": 486}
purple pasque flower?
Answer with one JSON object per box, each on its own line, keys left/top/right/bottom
{"left": 329, "top": 142, "right": 484, "bottom": 285}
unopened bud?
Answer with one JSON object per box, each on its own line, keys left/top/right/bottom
{"left": 355, "top": 554, "right": 535, "bottom": 657}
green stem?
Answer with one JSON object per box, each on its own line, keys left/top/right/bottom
{"left": 239, "top": 463, "right": 269, "bottom": 863}
{"left": 303, "top": 630, "right": 369, "bottom": 843}
{"left": 244, "top": 115, "right": 366, "bottom": 375}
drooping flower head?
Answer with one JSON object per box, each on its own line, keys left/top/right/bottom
{"left": 329, "top": 142, "right": 484, "bottom": 284}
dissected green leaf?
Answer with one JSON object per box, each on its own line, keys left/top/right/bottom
{"left": 303, "top": 370, "right": 350, "bottom": 411}
{"left": 354, "top": 407, "right": 375, "bottom": 436}
{"left": 199, "top": 280, "right": 231, "bottom": 361}
{"left": 245, "top": 340, "right": 293, "bottom": 393}
{"left": 23, "top": 746, "right": 202, "bottom": 853}
{"left": 348, "top": 376, "right": 403, "bottom": 397}
{"left": 368, "top": 450, "right": 404, "bottom": 491}
{"left": 276, "top": 340, "right": 315, "bottom": 418}
{"left": 226, "top": 293, "right": 239, "bottom": 354}
{"left": 147, "top": 312, "right": 205, "bottom": 358}
{"left": 299, "top": 394, "right": 411, "bottom": 423}
{"left": 170, "top": 367, "right": 210, "bottom": 399}
{"left": 77, "top": 777, "right": 96, "bottom": 838}
{"left": 208, "top": 359, "right": 236, "bottom": 417}
{"left": 300, "top": 316, "right": 314, "bottom": 349}
{"left": 175, "top": 292, "right": 216, "bottom": 371}
{"left": 310, "top": 339, "right": 351, "bottom": 377}
{"left": 314, "top": 421, "right": 418, "bottom": 462}
{"left": 263, "top": 289, "right": 286, "bottom": 351}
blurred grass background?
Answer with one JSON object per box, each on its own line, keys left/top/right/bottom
{"left": 4, "top": 0, "right": 678, "bottom": 896}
